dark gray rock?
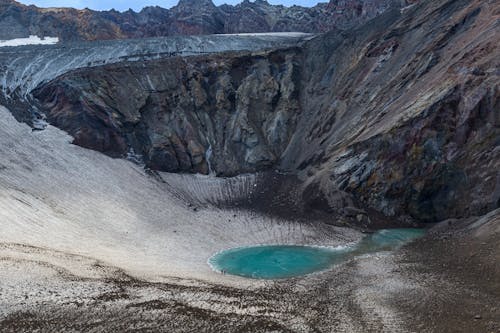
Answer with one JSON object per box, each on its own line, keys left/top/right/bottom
{"left": 0, "top": 0, "right": 401, "bottom": 41}
{"left": 34, "top": 49, "right": 303, "bottom": 176}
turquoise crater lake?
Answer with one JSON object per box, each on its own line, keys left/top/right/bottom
{"left": 209, "top": 228, "right": 425, "bottom": 279}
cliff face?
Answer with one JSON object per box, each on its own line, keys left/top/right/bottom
{"left": 0, "top": 0, "right": 401, "bottom": 41}
{"left": 289, "top": 0, "right": 499, "bottom": 222}
{"left": 34, "top": 0, "right": 500, "bottom": 223}
{"left": 0, "top": 33, "right": 309, "bottom": 128}
{"left": 34, "top": 49, "right": 302, "bottom": 175}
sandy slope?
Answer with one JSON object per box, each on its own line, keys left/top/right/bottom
{"left": 0, "top": 105, "right": 357, "bottom": 284}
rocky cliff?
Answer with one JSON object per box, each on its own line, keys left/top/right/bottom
{"left": 291, "top": 0, "right": 499, "bottom": 223}
{"left": 33, "top": 0, "right": 499, "bottom": 225}
{"left": 0, "top": 33, "right": 310, "bottom": 127}
{"left": 34, "top": 49, "right": 302, "bottom": 175}
{"left": 0, "top": 0, "right": 401, "bottom": 41}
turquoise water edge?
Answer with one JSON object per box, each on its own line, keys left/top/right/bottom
{"left": 209, "top": 228, "right": 426, "bottom": 279}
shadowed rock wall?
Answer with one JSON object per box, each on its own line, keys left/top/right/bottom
{"left": 35, "top": 49, "right": 302, "bottom": 176}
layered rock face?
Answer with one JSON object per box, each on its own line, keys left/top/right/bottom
{"left": 35, "top": 49, "right": 302, "bottom": 175}
{"left": 34, "top": 0, "right": 499, "bottom": 224}
{"left": 0, "top": 33, "right": 309, "bottom": 126}
{"left": 289, "top": 0, "right": 500, "bottom": 222}
{"left": 0, "top": 0, "right": 401, "bottom": 41}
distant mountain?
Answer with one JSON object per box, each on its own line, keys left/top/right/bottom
{"left": 0, "top": 0, "right": 404, "bottom": 41}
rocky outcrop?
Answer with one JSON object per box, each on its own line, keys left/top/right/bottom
{"left": 33, "top": 0, "right": 499, "bottom": 224}
{"left": 34, "top": 49, "right": 302, "bottom": 176}
{"left": 286, "top": 0, "right": 500, "bottom": 222}
{"left": 0, "top": 0, "right": 401, "bottom": 41}
{"left": 0, "top": 33, "right": 309, "bottom": 127}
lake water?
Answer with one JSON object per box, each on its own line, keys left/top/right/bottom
{"left": 208, "top": 228, "right": 425, "bottom": 279}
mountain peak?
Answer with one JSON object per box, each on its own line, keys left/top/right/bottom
{"left": 175, "top": 0, "right": 216, "bottom": 9}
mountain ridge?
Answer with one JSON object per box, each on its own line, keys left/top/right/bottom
{"left": 0, "top": 0, "right": 403, "bottom": 41}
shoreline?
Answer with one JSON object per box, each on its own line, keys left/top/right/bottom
{"left": 1, "top": 211, "right": 497, "bottom": 332}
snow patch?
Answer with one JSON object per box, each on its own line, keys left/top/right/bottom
{"left": 0, "top": 35, "right": 59, "bottom": 47}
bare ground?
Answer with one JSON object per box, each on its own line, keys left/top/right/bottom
{"left": 1, "top": 210, "right": 498, "bottom": 333}
{"left": 0, "top": 107, "right": 498, "bottom": 332}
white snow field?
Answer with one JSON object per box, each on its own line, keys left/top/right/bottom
{"left": 0, "top": 106, "right": 358, "bottom": 286}
{"left": 0, "top": 35, "right": 59, "bottom": 47}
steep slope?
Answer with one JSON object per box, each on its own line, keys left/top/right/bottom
{"left": 34, "top": 48, "right": 303, "bottom": 175}
{"left": 0, "top": 33, "right": 310, "bottom": 126}
{"left": 0, "top": 0, "right": 401, "bottom": 41}
{"left": 291, "top": 0, "right": 499, "bottom": 222}
{"left": 34, "top": 0, "right": 500, "bottom": 224}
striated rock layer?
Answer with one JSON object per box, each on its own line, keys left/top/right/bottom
{"left": 0, "top": 33, "right": 311, "bottom": 126}
{"left": 289, "top": 0, "right": 500, "bottom": 223}
{"left": 35, "top": 49, "right": 303, "bottom": 175}
{"left": 34, "top": 0, "right": 499, "bottom": 224}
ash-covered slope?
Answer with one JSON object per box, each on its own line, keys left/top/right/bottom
{"left": 0, "top": 0, "right": 400, "bottom": 41}
{"left": 34, "top": 0, "right": 499, "bottom": 224}
{"left": 0, "top": 104, "right": 347, "bottom": 283}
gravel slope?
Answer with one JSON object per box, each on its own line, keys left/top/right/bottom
{"left": 1, "top": 105, "right": 498, "bottom": 332}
